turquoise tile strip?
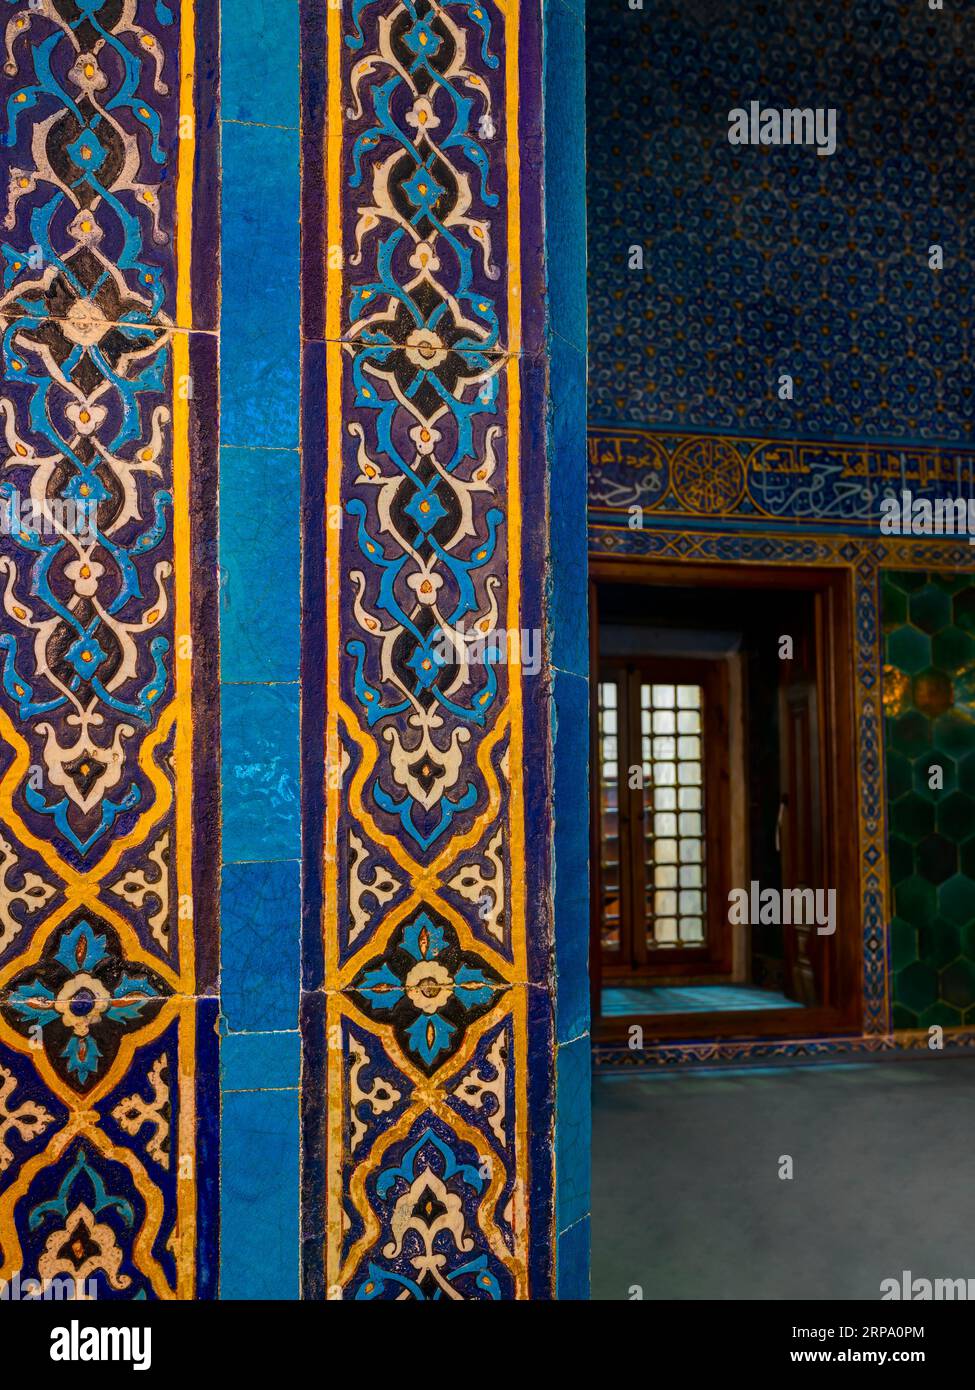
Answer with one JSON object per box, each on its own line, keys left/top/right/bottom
{"left": 222, "top": 1031, "right": 302, "bottom": 1092}
{"left": 544, "top": 0, "right": 591, "bottom": 1299}
{"left": 545, "top": 0, "right": 589, "bottom": 1301}
{"left": 221, "top": 123, "right": 301, "bottom": 450}
{"left": 556, "top": 1034, "right": 592, "bottom": 1235}
{"left": 219, "top": 0, "right": 302, "bottom": 1301}
{"left": 222, "top": 861, "right": 301, "bottom": 1032}
{"left": 220, "top": 447, "right": 301, "bottom": 684}
{"left": 221, "top": 1090, "right": 301, "bottom": 1299}
{"left": 222, "top": 0, "right": 300, "bottom": 129}
{"left": 557, "top": 1216, "right": 591, "bottom": 1302}
{"left": 220, "top": 683, "right": 301, "bottom": 864}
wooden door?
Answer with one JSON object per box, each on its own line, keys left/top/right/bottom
{"left": 777, "top": 617, "right": 828, "bottom": 1006}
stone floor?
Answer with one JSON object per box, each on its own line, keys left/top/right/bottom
{"left": 592, "top": 1053, "right": 975, "bottom": 1300}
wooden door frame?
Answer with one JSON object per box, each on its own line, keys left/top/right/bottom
{"left": 589, "top": 555, "right": 863, "bottom": 1044}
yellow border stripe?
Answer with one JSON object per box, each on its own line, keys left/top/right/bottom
{"left": 504, "top": 0, "right": 530, "bottom": 1299}
{"left": 173, "top": 0, "right": 197, "bottom": 1298}
{"left": 324, "top": 0, "right": 344, "bottom": 1294}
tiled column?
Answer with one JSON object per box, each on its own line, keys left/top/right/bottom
{"left": 0, "top": 0, "right": 218, "bottom": 1298}
{"left": 300, "top": 0, "right": 590, "bottom": 1299}
{"left": 218, "top": 0, "right": 302, "bottom": 1298}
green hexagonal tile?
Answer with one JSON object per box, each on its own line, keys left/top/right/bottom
{"left": 894, "top": 874, "right": 937, "bottom": 927}
{"left": 933, "top": 574, "right": 970, "bottom": 595}
{"left": 890, "top": 915, "right": 918, "bottom": 973}
{"left": 940, "top": 959, "right": 975, "bottom": 1009}
{"left": 896, "top": 960, "right": 939, "bottom": 1013}
{"left": 957, "top": 752, "right": 975, "bottom": 798}
{"left": 886, "top": 577, "right": 975, "bottom": 1024}
{"left": 886, "top": 625, "right": 932, "bottom": 675}
{"left": 935, "top": 790, "right": 975, "bottom": 842}
{"left": 891, "top": 1003, "right": 918, "bottom": 1030}
{"left": 932, "top": 626, "right": 975, "bottom": 674}
{"left": 910, "top": 584, "right": 953, "bottom": 635}
{"left": 918, "top": 1001, "right": 962, "bottom": 1029}
{"left": 913, "top": 669, "right": 954, "bottom": 719}
{"left": 937, "top": 873, "right": 975, "bottom": 926}
{"left": 961, "top": 918, "right": 975, "bottom": 958}
{"left": 953, "top": 586, "right": 975, "bottom": 634}
{"left": 890, "top": 792, "right": 935, "bottom": 841}
{"left": 889, "top": 710, "right": 932, "bottom": 759}
{"left": 888, "top": 833, "right": 914, "bottom": 886}
{"left": 881, "top": 582, "right": 908, "bottom": 627}
{"left": 887, "top": 570, "right": 927, "bottom": 595}
{"left": 961, "top": 840, "right": 975, "bottom": 879}
{"left": 928, "top": 914, "right": 961, "bottom": 967}
{"left": 933, "top": 711, "right": 975, "bottom": 759}
{"left": 917, "top": 834, "right": 958, "bottom": 885}
{"left": 885, "top": 749, "right": 913, "bottom": 801}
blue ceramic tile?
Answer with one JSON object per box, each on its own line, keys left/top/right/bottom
{"left": 221, "top": 123, "right": 300, "bottom": 449}
{"left": 556, "top": 1033, "right": 591, "bottom": 1235}
{"left": 557, "top": 1216, "right": 590, "bottom": 1301}
{"left": 221, "top": 1030, "right": 301, "bottom": 1092}
{"left": 221, "top": 683, "right": 300, "bottom": 862}
{"left": 221, "top": 0, "right": 299, "bottom": 129}
{"left": 586, "top": 0, "right": 975, "bottom": 445}
{"left": 220, "top": 446, "right": 300, "bottom": 683}
{"left": 552, "top": 0, "right": 585, "bottom": 30}
{"left": 221, "top": 859, "right": 301, "bottom": 1031}
{"left": 221, "top": 1089, "right": 299, "bottom": 1299}
{"left": 544, "top": 0, "right": 586, "bottom": 354}
{"left": 548, "top": 337, "right": 589, "bottom": 680}
{"left": 553, "top": 669, "right": 590, "bottom": 1044}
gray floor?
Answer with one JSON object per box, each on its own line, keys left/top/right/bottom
{"left": 592, "top": 1054, "right": 975, "bottom": 1300}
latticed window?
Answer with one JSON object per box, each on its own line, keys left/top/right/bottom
{"left": 595, "top": 660, "right": 728, "bottom": 975}
{"left": 597, "top": 680, "right": 622, "bottom": 956}
{"left": 639, "top": 682, "right": 706, "bottom": 948}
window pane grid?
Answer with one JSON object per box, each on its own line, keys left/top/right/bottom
{"left": 597, "top": 681, "right": 622, "bottom": 954}
{"left": 640, "top": 682, "right": 707, "bottom": 948}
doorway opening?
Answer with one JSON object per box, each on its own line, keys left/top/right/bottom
{"left": 589, "top": 558, "right": 863, "bottom": 1043}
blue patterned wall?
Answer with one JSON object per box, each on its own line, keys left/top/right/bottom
{"left": 587, "top": 0, "right": 975, "bottom": 446}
